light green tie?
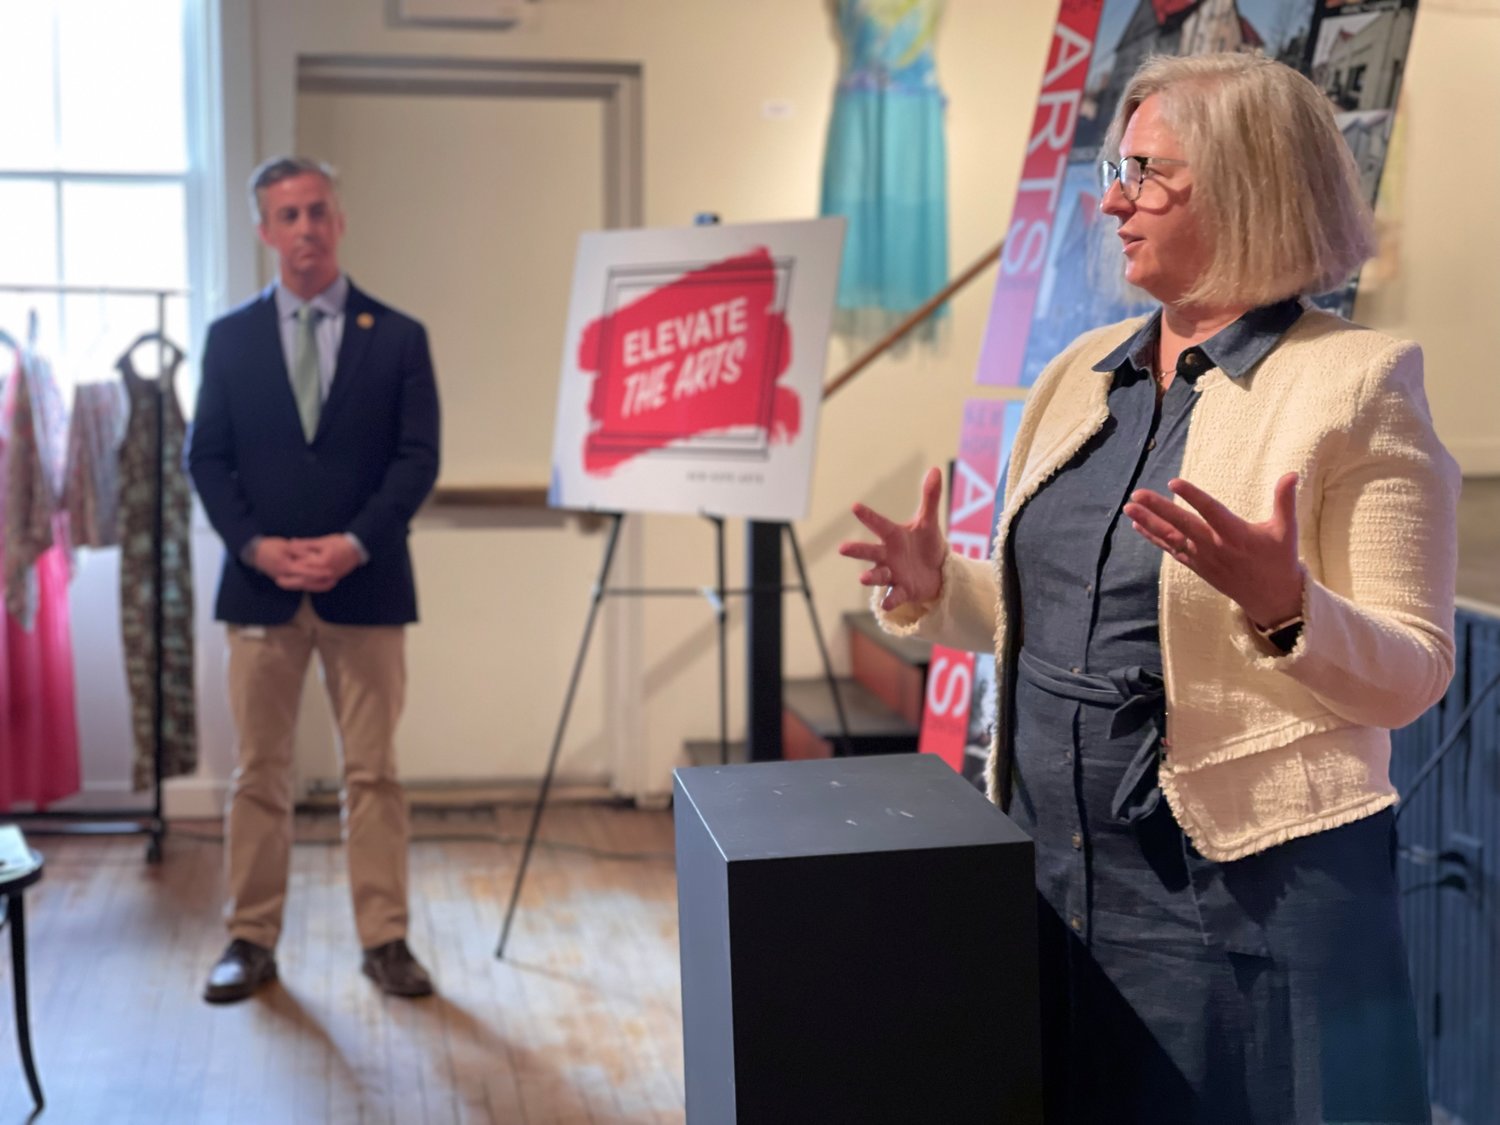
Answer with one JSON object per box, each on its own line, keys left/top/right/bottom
{"left": 292, "top": 304, "right": 322, "bottom": 441}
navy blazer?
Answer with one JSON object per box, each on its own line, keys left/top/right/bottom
{"left": 186, "top": 281, "right": 441, "bottom": 626}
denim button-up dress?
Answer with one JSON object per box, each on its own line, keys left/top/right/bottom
{"left": 1005, "top": 300, "right": 1429, "bottom": 1125}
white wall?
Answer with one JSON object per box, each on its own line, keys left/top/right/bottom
{"left": 70, "top": 0, "right": 1492, "bottom": 815}
{"left": 1352, "top": 4, "right": 1500, "bottom": 475}
{"left": 135, "top": 0, "right": 1052, "bottom": 811}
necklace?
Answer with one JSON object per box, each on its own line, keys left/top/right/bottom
{"left": 1150, "top": 361, "right": 1172, "bottom": 396}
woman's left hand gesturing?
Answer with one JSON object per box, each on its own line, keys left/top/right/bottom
{"left": 1123, "top": 472, "right": 1305, "bottom": 629}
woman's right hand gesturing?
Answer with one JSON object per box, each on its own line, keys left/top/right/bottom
{"left": 838, "top": 466, "right": 949, "bottom": 612}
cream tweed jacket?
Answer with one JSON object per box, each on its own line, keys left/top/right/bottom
{"left": 878, "top": 308, "right": 1460, "bottom": 861}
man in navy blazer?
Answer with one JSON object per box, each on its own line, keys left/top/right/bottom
{"left": 188, "top": 156, "right": 440, "bottom": 1003}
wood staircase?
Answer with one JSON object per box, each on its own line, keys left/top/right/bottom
{"left": 686, "top": 612, "right": 932, "bottom": 766}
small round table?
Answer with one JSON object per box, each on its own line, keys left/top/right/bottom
{"left": 0, "top": 849, "right": 44, "bottom": 1110}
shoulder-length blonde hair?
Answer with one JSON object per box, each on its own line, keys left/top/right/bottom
{"left": 1101, "top": 52, "right": 1375, "bottom": 307}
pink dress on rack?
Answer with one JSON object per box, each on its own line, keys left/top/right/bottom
{"left": 0, "top": 346, "right": 81, "bottom": 810}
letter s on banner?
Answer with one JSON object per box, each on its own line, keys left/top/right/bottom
{"left": 918, "top": 648, "right": 974, "bottom": 773}
{"left": 927, "top": 655, "right": 972, "bottom": 716}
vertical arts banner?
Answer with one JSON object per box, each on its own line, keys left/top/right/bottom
{"left": 918, "top": 398, "right": 1024, "bottom": 787}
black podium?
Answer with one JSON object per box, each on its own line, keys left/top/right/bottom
{"left": 673, "top": 754, "right": 1042, "bottom": 1124}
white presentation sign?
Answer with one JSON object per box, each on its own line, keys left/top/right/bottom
{"left": 548, "top": 218, "right": 844, "bottom": 521}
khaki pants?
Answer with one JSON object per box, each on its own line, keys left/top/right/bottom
{"left": 224, "top": 600, "right": 409, "bottom": 950}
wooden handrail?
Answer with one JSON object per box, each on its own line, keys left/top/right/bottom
{"left": 425, "top": 484, "right": 609, "bottom": 530}
{"left": 821, "top": 237, "right": 1005, "bottom": 402}
{"left": 429, "top": 484, "right": 550, "bottom": 508}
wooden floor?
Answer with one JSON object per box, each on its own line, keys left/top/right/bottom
{"left": 0, "top": 805, "right": 685, "bottom": 1124}
{"left": 0, "top": 480, "right": 1487, "bottom": 1122}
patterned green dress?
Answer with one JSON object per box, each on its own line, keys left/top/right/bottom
{"left": 117, "top": 346, "right": 196, "bottom": 790}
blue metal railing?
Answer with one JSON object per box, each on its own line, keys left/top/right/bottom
{"left": 1392, "top": 605, "right": 1500, "bottom": 1125}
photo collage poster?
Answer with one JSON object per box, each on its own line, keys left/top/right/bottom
{"left": 922, "top": 0, "right": 1419, "bottom": 784}
{"left": 976, "top": 0, "right": 1419, "bottom": 389}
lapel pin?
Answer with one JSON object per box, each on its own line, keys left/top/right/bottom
{"left": 357, "top": 312, "right": 374, "bottom": 329}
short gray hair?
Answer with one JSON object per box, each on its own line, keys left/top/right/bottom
{"left": 1101, "top": 52, "right": 1376, "bottom": 306}
{"left": 247, "top": 155, "right": 340, "bottom": 223}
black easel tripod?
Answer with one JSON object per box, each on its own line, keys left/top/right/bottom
{"left": 494, "top": 510, "right": 852, "bottom": 959}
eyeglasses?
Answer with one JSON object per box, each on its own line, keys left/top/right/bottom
{"left": 1099, "top": 155, "right": 1190, "bottom": 201}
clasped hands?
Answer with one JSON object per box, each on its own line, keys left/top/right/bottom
{"left": 840, "top": 466, "right": 1305, "bottom": 632}
{"left": 253, "top": 535, "right": 361, "bottom": 593}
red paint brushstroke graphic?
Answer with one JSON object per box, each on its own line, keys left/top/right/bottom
{"left": 577, "top": 248, "right": 798, "bottom": 475}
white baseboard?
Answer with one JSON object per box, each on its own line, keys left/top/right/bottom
{"left": 9, "top": 778, "right": 228, "bottom": 822}
{"left": 163, "top": 777, "right": 231, "bottom": 820}
{"left": 52, "top": 774, "right": 664, "bottom": 827}
{"left": 68, "top": 775, "right": 655, "bottom": 824}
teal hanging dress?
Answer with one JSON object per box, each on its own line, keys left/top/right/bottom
{"left": 821, "top": 0, "right": 950, "bottom": 346}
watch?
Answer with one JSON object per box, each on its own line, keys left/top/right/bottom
{"left": 1253, "top": 612, "right": 1304, "bottom": 654}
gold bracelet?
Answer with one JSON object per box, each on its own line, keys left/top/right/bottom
{"left": 1252, "top": 612, "right": 1304, "bottom": 640}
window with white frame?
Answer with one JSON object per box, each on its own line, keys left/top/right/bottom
{"left": 0, "top": 0, "right": 203, "bottom": 393}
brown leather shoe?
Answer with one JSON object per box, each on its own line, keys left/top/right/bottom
{"left": 361, "top": 938, "right": 434, "bottom": 997}
{"left": 203, "top": 938, "right": 277, "bottom": 1004}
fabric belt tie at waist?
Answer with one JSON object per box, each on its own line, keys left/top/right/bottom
{"left": 1016, "top": 648, "right": 1166, "bottom": 825}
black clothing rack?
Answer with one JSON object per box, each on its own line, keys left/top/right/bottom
{"left": 0, "top": 282, "right": 190, "bottom": 863}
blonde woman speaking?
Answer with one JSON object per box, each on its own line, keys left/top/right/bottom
{"left": 842, "top": 54, "right": 1457, "bottom": 1124}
